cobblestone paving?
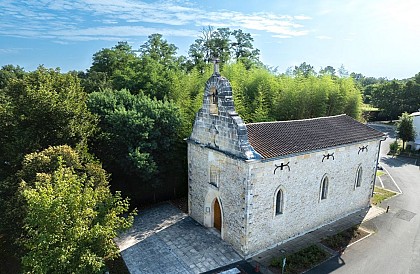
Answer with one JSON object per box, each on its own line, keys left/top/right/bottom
{"left": 115, "top": 203, "right": 242, "bottom": 274}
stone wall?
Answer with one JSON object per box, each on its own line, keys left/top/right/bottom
{"left": 189, "top": 73, "right": 260, "bottom": 160}
{"left": 188, "top": 143, "right": 249, "bottom": 255}
{"left": 188, "top": 70, "right": 261, "bottom": 256}
{"left": 244, "top": 140, "right": 381, "bottom": 256}
{"left": 188, "top": 68, "right": 382, "bottom": 258}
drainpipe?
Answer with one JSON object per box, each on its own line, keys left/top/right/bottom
{"left": 372, "top": 136, "right": 387, "bottom": 197}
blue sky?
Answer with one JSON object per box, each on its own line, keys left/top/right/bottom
{"left": 1, "top": 0, "right": 419, "bottom": 79}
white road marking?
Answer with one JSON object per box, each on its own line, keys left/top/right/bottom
{"left": 382, "top": 166, "right": 403, "bottom": 194}
{"left": 377, "top": 175, "right": 384, "bottom": 188}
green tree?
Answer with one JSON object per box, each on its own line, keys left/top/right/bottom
{"left": 222, "top": 62, "right": 361, "bottom": 122}
{"left": 414, "top": 72, "right": 420, "bottom": 85}
{"left": 188, "top": 26, "right": 232, "bottom": 68}
{"left": 231, "top": 29, "right": 261, "bottom": 69}
{"left": 0, "top": 66, "right": 97, "bottom": 179}
{"left": 136, "top": 35, "right": 182, "bottom": 100}
{"left": 371, "top": 80, "right": 403, "bottom": 120}
{"left": 402, "top": 80, "right": 420, "bottom": 113}
{"left": 0, "top": 67, "right": 98, "bottom": 248}
{"left": 293, "top": 62, "right": 316, "bottom": 77}
{"left": 90, "top": 42, "right": 137, "bottom": 79}
{"left": 85, "top": 37, "right": 183, "bottom": 100}
{"left": 87, "top": 89, "right": 182, "bottom": 202}
{"left": 19, "top": 146, "right": 135, "bottom": 274}
{"left": 319, "top": 66, "right": 336, "bottom": 77}
{"left": 78, "top": 70, "right": 112, "bottom": 94}
{"left": 396, "top": 112, "right": 415, "bottom": 149}
{"left": 86, "top": 42, "right": 139, "bottom": 93}
{"left": 0, "top": 64, "right": 26, "bottom": 89}
{"left": 187, "top": 39, "right": 208, "bottom": 73}
{"left": 1, "top": 145, "right": 106, "bottom": 246}
{"left": 337, "top": 64, "right": 349, "bottom": 78}
{"left": 139, "top": 34, "right": 178, "bottom": 68}
{"left": 188, "top": 27, "right": 261, "bottom": 71}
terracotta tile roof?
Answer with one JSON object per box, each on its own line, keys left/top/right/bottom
{"left": 246, "top": 114, "right": 384, "bottom": 159}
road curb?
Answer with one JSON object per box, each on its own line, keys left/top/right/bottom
{"left": 346, "top": 228, "right": 374, "bottom": 248}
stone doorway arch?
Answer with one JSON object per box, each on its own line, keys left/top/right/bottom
{"left": 204, "top": 189, "right": 224, "bottom": 237}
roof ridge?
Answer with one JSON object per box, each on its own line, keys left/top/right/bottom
{"left": 245, "top": 114, "right": 347, "bottom": 126}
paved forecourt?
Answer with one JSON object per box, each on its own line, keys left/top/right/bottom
{"left": 115, "top": 203, "right": 242, "bottom": 274}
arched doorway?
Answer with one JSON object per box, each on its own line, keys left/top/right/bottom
{"left": 213, "top": 198, "right": 222, "bottom": 232}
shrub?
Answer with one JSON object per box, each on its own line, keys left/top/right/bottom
{"left": 270, "top": 245, "right": 329, "bottom": 273}
{"left": 389, "top": 140, "right": 399, "bottom": 153}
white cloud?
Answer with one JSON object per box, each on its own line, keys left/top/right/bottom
{"left": 0, "top": 47, "right": 32, "bottom": 54}
{"left": 376, "top": 0, "right": 420, "bottom": 30}
{"left": 50, "top": 26, "right": 197, "bottom": 39}
{"left": 273, "top": 35, "right": 292, "bottom": 39}
{"left": 0, "top": 0, "right": 312, "bottom": 42}
{"left": 316, "top": 35, "right": 332, "bottom": 40}
{"left": 294, "top": 15, "right": 312, "bottom": 20}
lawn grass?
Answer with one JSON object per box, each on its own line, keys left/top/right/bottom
{"left": 376, "top": 170, "right": 385, "bottom": 177}
{"left": 371, "top": 186, "right": 397, "bottom": 205}
{"left": 270, "top": 245, "right": 330, "bottom": 274}
{"left": 321, "top": 226, "right": 369, "bottom": 252}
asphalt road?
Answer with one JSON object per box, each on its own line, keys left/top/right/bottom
{"left": 308, "top": 124, "right": 420, "bottom": 274}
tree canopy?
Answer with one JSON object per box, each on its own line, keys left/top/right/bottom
{"left": 0, "top": 66, "right": 97, "bottom": 179}
{"left": 19, "top": 146, "right": 135, "bottom": 274}
{"left": 223, "top": 63, "right": 362, "bottom": 123}
{"left": 187, "top": 27, "right": 261, "bottom": 71}
{"left": 396, "top": 112, "right": 415, "bottom": 149}
{"left": 0, "top": 67, "right": 98, "bottom": 238}
{"left": 2, "top": 27, "right": 420, "bottom": 272}
{"left": 87, "top": 89, "right": 182, "bottom": 202}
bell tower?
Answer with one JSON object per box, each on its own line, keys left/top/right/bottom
{"left": 188, "top": 59, "right": 261, "bottom": 160}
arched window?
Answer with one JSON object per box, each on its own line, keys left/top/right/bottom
{"left": 355, "top": 166, "right": 362, "bottom": 188}
{"left": 209, "top": 86, "right": 218, "bottom": 115}
{"left": 275, "top": 189, "right": 284, "bottom": 215}
{"left": 320, "top": 176, "right": 328, "bottom": 200}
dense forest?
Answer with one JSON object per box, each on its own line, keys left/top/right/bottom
{"left": 1, "top": 27, "right": 419, "bottom": 273}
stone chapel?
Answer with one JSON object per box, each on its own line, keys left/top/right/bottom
{"left": 187, "top": 63, "right": 384, "bottom": 258}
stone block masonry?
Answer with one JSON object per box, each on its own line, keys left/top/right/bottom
{"left": 245, "top": 140, "right": 380, "bottom": 256}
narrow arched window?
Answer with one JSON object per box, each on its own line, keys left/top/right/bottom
{"left": 355, "top": 166, "right": 362, "bottom": 188}
{"left": 209, "top": 86, "right": 218, "bottom": 115}
{"left": 275, "top": 189, "right": 284, "bottom": 215}
{"left": 321, "top": 176, "right": 328, "bottom": 200}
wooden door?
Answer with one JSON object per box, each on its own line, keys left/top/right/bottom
{"left": 213, "top": 198, "right": 222, "bottom": 232}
